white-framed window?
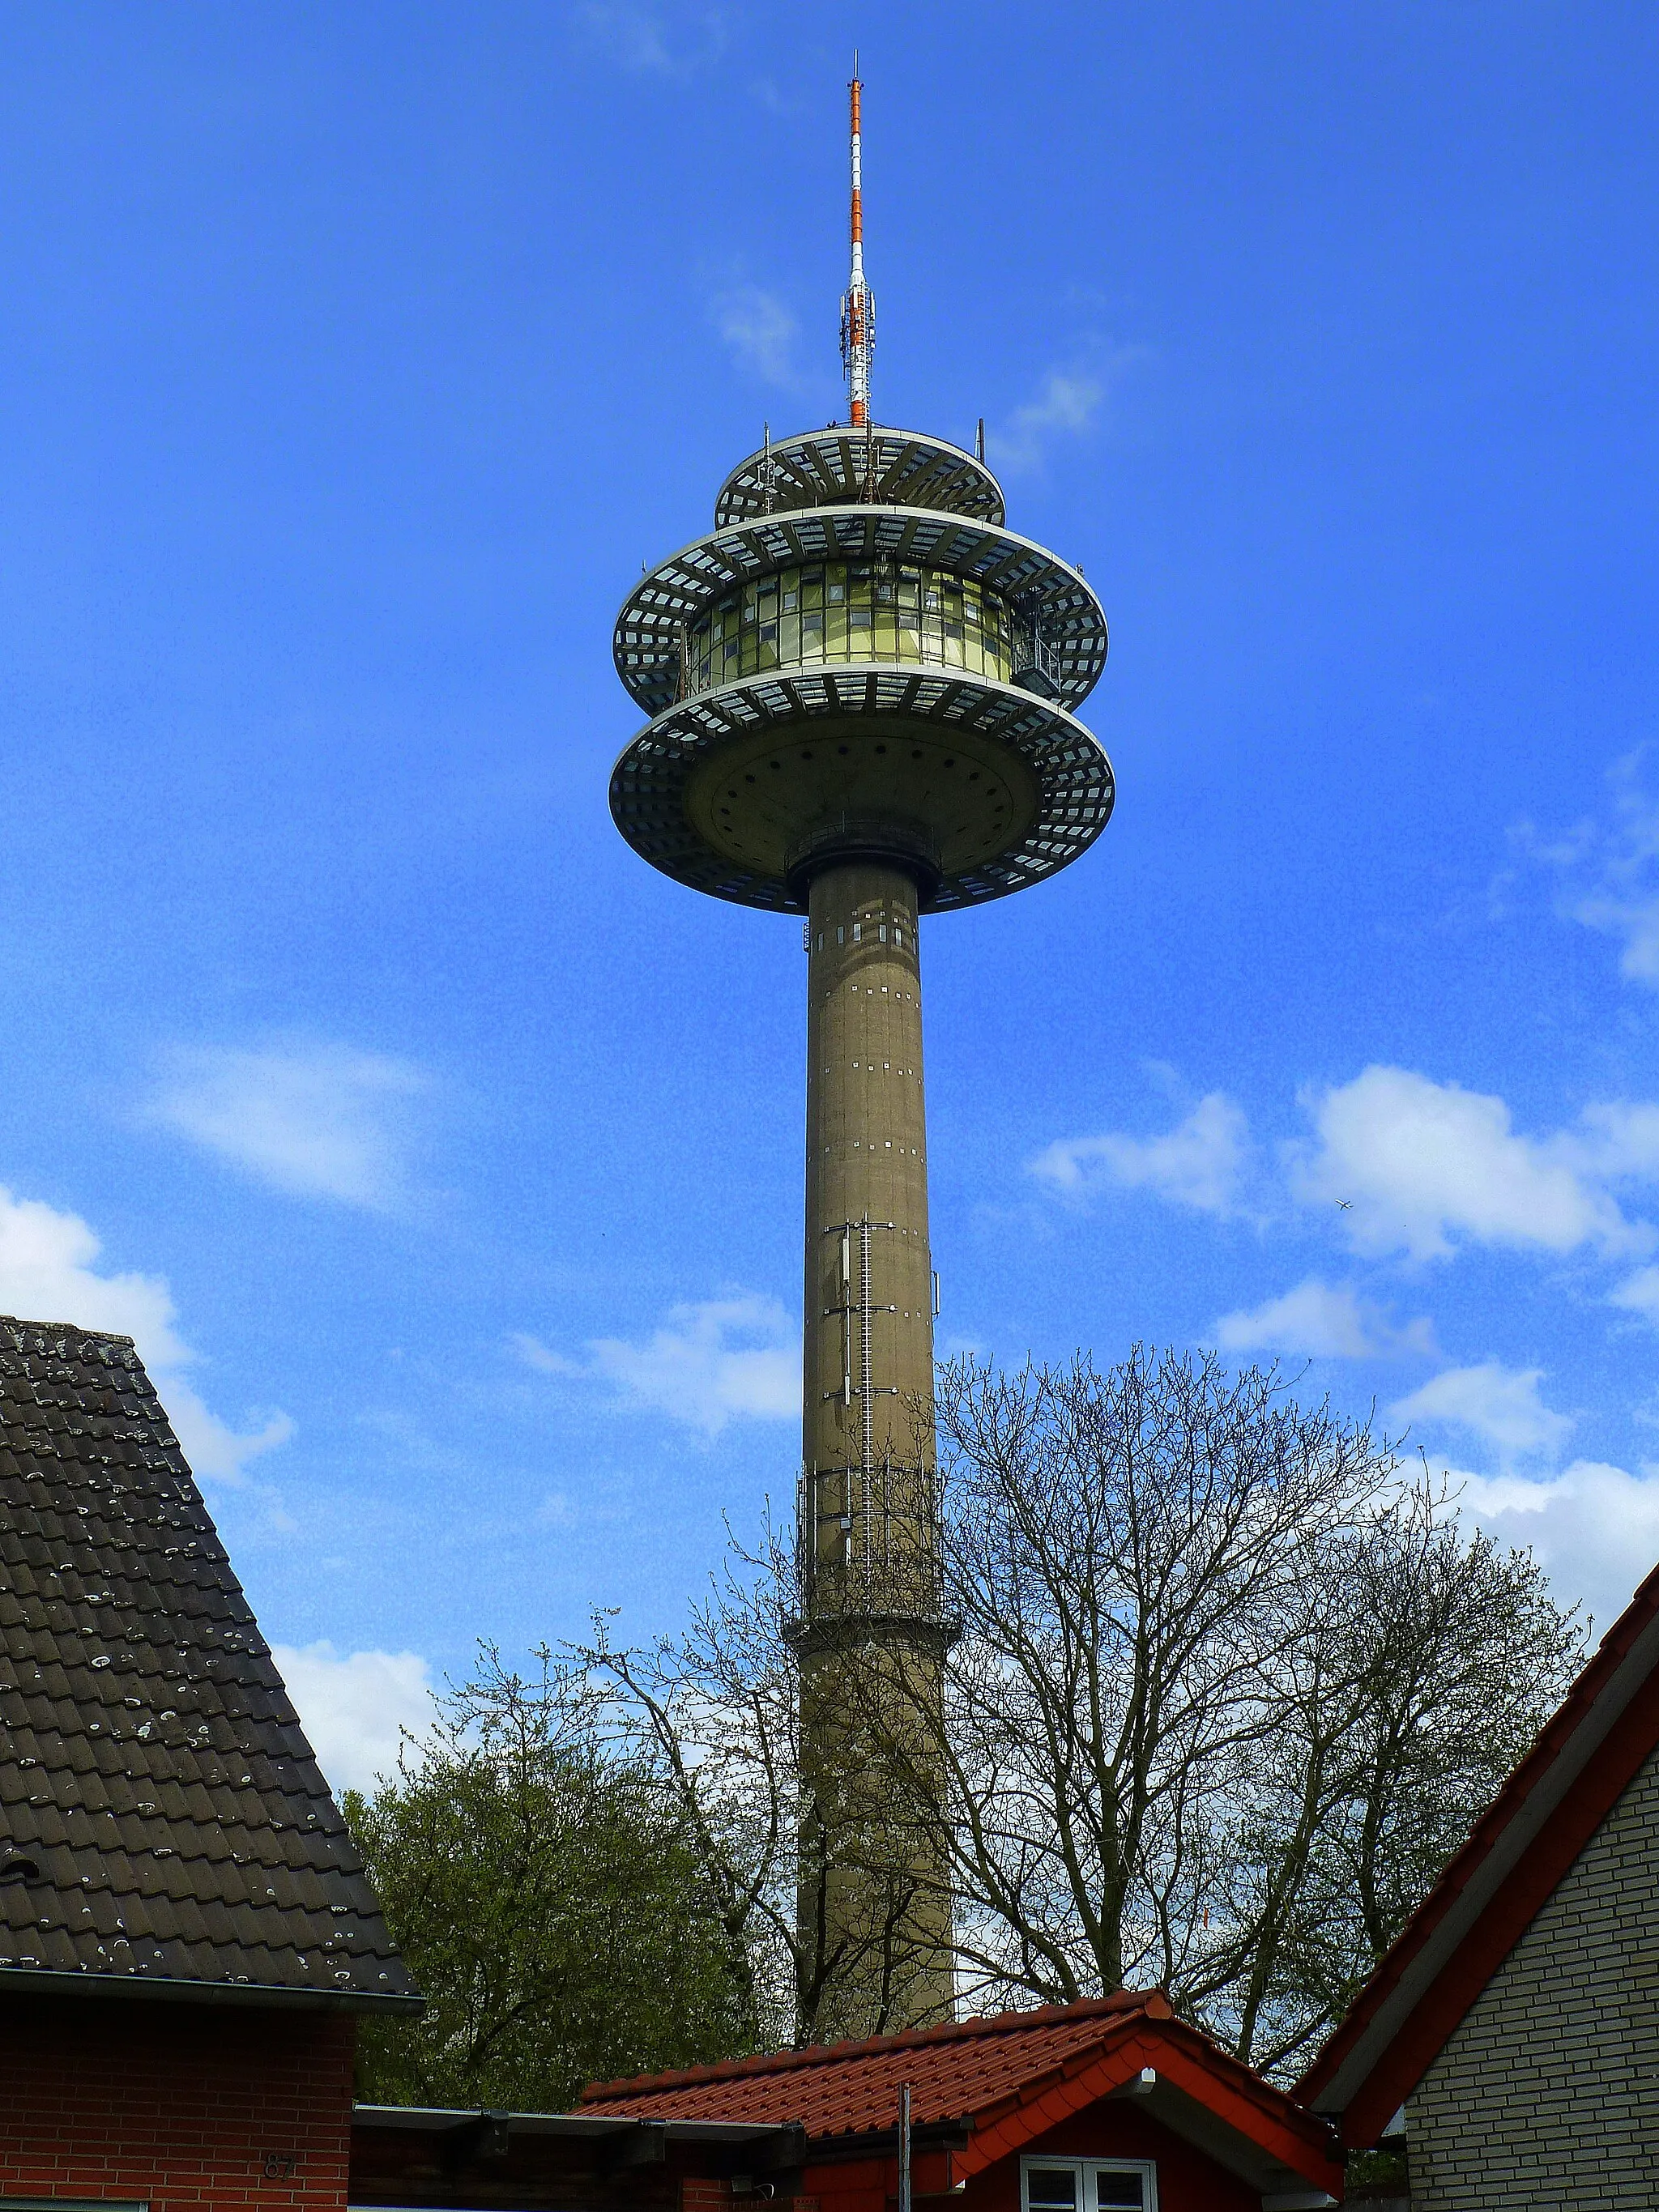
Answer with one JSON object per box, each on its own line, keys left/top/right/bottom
{"left": 1023, "top": 2155, "right": 1158, "bottom": 2212}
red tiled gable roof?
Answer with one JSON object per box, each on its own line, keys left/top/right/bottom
{"left": 585, "top": 1993, "right": 1159, "bottom": 2137}
{"left": 1296, "top": 1554, "right": 1659, "bottom": 2145}
{"left": 582, "top": 1993, "right": 1341, "bottom": 2198}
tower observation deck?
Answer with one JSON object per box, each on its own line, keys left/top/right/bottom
{"left": 609, "top": 79, "right": 1113, "bottom": 2037}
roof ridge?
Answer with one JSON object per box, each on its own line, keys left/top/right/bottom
{"left": 0, "top": 1315, "right": 138, "bottom": 1349}
{"left": 581, "top": 1991, "right": 1158, "bottom": 2102}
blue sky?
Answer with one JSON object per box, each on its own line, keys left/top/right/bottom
{"left": 2, "top": 2, "right": 1657, "bottom": 1788}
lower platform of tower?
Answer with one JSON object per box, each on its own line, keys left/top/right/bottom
{"left": 793, "top": 860, "right": 955, "bottom": 2036}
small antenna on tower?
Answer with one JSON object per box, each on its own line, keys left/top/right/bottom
{"left": 839, "top": 66, "right": 875, "bottom": 428}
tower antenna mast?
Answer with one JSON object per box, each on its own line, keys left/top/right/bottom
{"left": 840, "top": 66, "right": 875, "bottom": 427}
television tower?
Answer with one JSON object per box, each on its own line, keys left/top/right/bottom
{"left": 610, "top": 79, "right": 1113, "bottom": 2035}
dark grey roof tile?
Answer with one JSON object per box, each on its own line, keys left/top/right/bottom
{"left": 0, "top": 1318, "right": 416, "bottom": 2008}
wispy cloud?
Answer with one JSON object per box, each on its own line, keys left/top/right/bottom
{"left": 146, "top": 1041, "right": 429, "bottom": 1209}
{"left": 271, "top": 1641, "right": 434, "bottom": 1796}
{"left": 711, "top": 283, "right": 800, "bottom": 389}
{"left": 1393, "top": 1361, "right": 1574, "bottom": 1463}
{"left": 567, "top": 2, "right": 727, "bottom": 76}
{"left": 1517, "top": 750, "right": 1659, "bottom": 986}
{"left": 989, "top": 372, "right": 1102, "bottom": 475}
{"left": 1213, "top": 1277, "right": 1436, "bottom": 1361}
{"left": 515, "top": 1292, "right": 799, "bottom": 1437}
{"left": 0, "top": 1184, "right": 292, "bottom": 1483}
{"left": 1612, "top": 1265, "right": 1659, "bottom": 1324}
{"left": 987, "top": 347, "right": 1148, "bottom": 477}
{"left": 1031, "top": 1093, "right": 1252, "bottom": 1217}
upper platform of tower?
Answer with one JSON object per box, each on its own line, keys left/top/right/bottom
{"left": 713, "top": 424, "right": 1004, "bottom": 527}
{"left": 607, "top": 81, "right": 1116, "bottom": 918}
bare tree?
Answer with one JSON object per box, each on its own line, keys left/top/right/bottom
{"left": 1213, "top": 1478, "right": 1582, "bottom": 2069}
{"left": 578, "top": 1347, "right": 1583, "bottom": 2071}
{"left": 575, "top": 1516, "right": 944, "bottom": 2048}
{"left": 856, "top": 1349, "right": 1583, "bottom": 2071}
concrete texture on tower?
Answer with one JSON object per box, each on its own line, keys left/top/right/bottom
{"left": 609, "top": 407, "right": 1111, "bottom": 2035}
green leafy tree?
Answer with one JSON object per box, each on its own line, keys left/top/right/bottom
{"left": 345, "top": 1645, "right": 757, "bottom": 2109}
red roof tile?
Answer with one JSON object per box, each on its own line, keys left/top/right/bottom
{"left": 581, "top": 1990, "right": 1341, "bottom": 2205}
{"left": 582, "top": 1993, "right": 1161, "bottom": 2136}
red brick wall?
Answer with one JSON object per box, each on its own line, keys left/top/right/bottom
{"left": 0, "top": 1994, "right": 356, "bottom": 2211}
{"left": 683, "top": 2183, "right": 733, "bottom": 2212}
{"left": 683, "top": 2173, "right": 820, "bottom": 2212}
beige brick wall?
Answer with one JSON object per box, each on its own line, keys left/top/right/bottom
{"left": 1406, "top": 1743, "right": 1659, "bottom": 2208}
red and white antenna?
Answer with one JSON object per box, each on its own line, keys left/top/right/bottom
{"left": 839, "top": 69, "right": 875, "bottom": 428}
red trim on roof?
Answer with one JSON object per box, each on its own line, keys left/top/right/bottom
{"left": 1296, "top": 1557, "right": 1659, "bottom": 2138}
{"left": 953, "top": 2022, "right": 1337, "bottom": 2195}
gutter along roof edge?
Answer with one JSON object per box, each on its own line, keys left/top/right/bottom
{"left": 0, "top": 1963, "right": 423, "bottom": 2013}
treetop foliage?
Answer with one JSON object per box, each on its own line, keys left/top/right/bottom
{"left": 345, "top": 1646, "right": 757, "bottom": 2111}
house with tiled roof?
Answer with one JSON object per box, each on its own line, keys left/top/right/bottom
{"left": 578, "top": 1990, "right": 1345, "bottom": 2212}
{"left": 0, "top": 1315, "right": 420, "bottom": 2211}
{"left": 1296, "top": 1556, "right": 1659, "bottom": 2209}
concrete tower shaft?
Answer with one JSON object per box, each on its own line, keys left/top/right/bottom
{"left": 802, "top": 862, "right": 936, "bottom": 1618}
{"left": 796, "top": 859, "right": 956, "bottom": 2034}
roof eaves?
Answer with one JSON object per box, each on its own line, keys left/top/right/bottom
{"left": 352, "top": 2108, "right": 796, "bottom": 2142}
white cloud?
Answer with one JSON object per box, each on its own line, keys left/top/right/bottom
{"left": 1032, "top": 1093, "right": 1250, "bottom": 1217}
{"left": 711, "top": 285, "right": 799, "bottom": 388}
{"left": 0, "top": 1187, "right": 186, "bottom": 1361}
{"left": 1393, "top": 1362, "right": 1574, "bottom": 1461}
{"left": 147, "top": 1042, "right": 427, "bottom": 1208}
{"left": 271, "top": 1641, "right": 434, "bottom": 1796}
{"left": 1293, "top": 1065, "right": 1637, "bottom": 1261}
{"left": 1580, "top": 1100, "right": 1659, "bottom": 1180}
{"left": 515, "top": 1292, "right": 799, "bottom": 1437}
{"left": 0, "top": 1185, "right": 291, "bottom": 1483}
{"left": 1454, "top": 1460, "right": 1659, "bottom": 1630}
{"left": 1611, "top": 1264, "right": 1659, "bottom": 1323}
{"left": 1213, "top": 1277, "right": 1435, "bottom": 1361}
{"left": 160, "top": 1382, "right": 292, "bottom": 1487}
{"left": 1520, "top": 752, "right": 1659, "bottom": 987}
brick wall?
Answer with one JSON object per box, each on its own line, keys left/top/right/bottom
{"left": 684, "top": 2174, "right": 818, "bottom": 2212}
{"left": 1407, "top": 1742, "right": 1659, "bottom": 2210}
{"left": 683, "top": 2183, "right": 734, "bottom": 2212}
{"left": 0, "top": 1993, "right": 356, "bottom": 2210}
